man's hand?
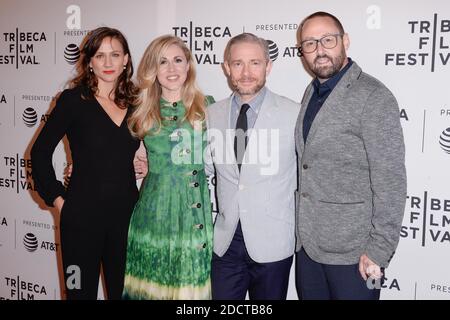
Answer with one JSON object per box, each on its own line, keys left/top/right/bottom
{"left": 359, "top": 254, "right": 383, "bottom": 281}
{"left": 134, "top": 141, "right": 148, "bottom": 180}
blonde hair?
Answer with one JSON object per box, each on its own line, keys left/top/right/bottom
{"left": 128, "top": 35, "right": 206, "bottom": 139}
{"left": 224, "top": 33, "right": 270, "bottom": 63}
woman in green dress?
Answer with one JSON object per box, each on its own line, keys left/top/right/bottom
{"left": 123, "top": 35, "right": 214, "bottom": 299}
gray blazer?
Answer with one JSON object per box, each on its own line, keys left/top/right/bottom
{"left": 206, "top": 89, "right": 300, "bottom": 263}
{"left": 295, "top": 62, "right": 407, "bottom": 268}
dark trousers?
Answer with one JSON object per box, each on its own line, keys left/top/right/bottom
{"left": 60, "top": 190, "right": 136, "bottom": 300}
{"left": 296, "top": 248, "right": 381, "bottom": 300}
{"left": 211, "top": 222, "right": 293, "bottom": 300}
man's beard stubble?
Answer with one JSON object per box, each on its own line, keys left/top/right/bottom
{"left": 311, "top": 53, "right": 345, "bottom": 80}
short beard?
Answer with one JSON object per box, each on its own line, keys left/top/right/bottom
{"left": 234, "top": 79, "right": 266, "bottom": 97}
{"left": 311, "top": 53, "right": 345, "bottom": 80}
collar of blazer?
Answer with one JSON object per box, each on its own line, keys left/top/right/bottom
{"left": 227, "top": 89, "right": 277, "bottom": 128}
{"left": 296, "top": 61, "right": 363, "bottom": 152}
{"left": 210, "top": 89, "right": 279, "bottom": 177}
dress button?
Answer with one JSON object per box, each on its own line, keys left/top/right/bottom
{"left": 202, "top": 243, "right": 207, "bottom": 248}
{"left": 303, "top": 164, "right": 308, "bottom": 169}
{"left": 192, "top": 170, "right": 198, "bottom": 175}
{"left": 173, "top": 116, "right": 178, "bottom": 121}
{"left": 192, "top": 203, "right": 201, "bottom": 208}
{"left": 198, "top": 224, "right": 204, "bottom": 229}
{"left": 186, "top": 149, "right": 191, "bottom": 154}
{"left": 194, "top": 182, "right": 199, "bottom": 187}
{"left": 172, "top": 102, "right": 177, "bottom": 107}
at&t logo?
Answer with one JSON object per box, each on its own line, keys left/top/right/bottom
{"left": 267, "top": 40, "right": 279, "bottom": 61}
{"left": 23, "top": 233, "right": 38, "bottom": 252}
{"left": 439, "top": 127, "right": 450, "bottom": 154}
{"left": 23, "top": 232, "right": 59, "bottom": 252}
{"left": 21, "top": 106, "right": 49, "bottom": 127}
{"left": 22, "top": 107, "right": 37, "bottom": 127}
{"left": 64, "top": 43, "right": 80, "bottom": 64}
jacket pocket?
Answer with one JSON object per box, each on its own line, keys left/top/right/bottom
{"left": 318, "top": 199, "right": 365, "bottom": 205}
{"left": 315, "top": 200, "right": 370, "bottom": 254}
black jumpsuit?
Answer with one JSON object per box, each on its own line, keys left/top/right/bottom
{"left": 31, "top": 86, "right": 139, "bottom": 299}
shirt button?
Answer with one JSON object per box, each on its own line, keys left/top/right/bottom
{"left": 303, "top": 164, "right": 308, "bottom": 169}
{"left": 172, "top": 102, "right": 177, "bottom": 107}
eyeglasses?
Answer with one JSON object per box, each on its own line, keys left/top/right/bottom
{"left": 299, "top": 34, "right": 343, "bottom": 55}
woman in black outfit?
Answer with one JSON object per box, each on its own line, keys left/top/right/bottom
{"left": 31, "top": 27, "right": 143, "bottom": 299}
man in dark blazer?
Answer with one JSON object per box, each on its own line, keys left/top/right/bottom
{"left": 295, "top": 11, "right": 407, "bottom": 300}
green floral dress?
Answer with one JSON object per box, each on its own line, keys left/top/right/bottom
{"left": 123, "top": 97, "right": 214, "bottom": 300}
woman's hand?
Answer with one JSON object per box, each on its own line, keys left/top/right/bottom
{"left": 134, "top": 141, "right": 148, "bottom": 180}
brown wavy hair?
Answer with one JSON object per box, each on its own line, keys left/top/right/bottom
{"left": 70, "top": 26, "right": 138, "bottom": 108}
{"left": 128, "top": 35, "right": 206, "bottom": 139}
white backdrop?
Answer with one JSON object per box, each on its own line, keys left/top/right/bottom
{"left": 1, "top": 0, "right": 449, "bottom": 300}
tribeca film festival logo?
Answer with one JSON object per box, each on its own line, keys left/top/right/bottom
{"left": 0, "top": 216, "right": 7, "bottom": 248}
{"left": 366, "top": 275, "right": 400, "bottom": 292}
{"left": 1, "top": 216, "right": 7, "bottom": 228}
{"left": 0, "top": 154, "right": 34, "bottom": 193}
{"left": 172, "top": 22, "right": 232, "bottom": 64}
{"left": 22, "top": 232, "right": 58, "bottom": 253}
{"left": 0, "top": 93, "right": 6, "bottom": 126}
{"left": 385, "top": 13, "right": 450, "bottom": 71}
{"left": 63, "top": 5, "right": 89, "bottom": 65}
{"left": 401, "top": 192, "right": 450, "bottom": 245}
{"left": 0, "top": 276, "right": 47, "bottom": 300}
{"left": 439, "top": 127, "right": 450, "bottom": 154}
{"left": 0, "top": 28, "right": 48, "bottom": 69}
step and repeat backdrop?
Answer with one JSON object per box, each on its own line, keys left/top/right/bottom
{"left": 1, "top": 0, "right": 449, "bottom": 300}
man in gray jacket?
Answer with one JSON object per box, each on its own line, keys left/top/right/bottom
{"left": 206, "top": 33, "right": 299, "bottom": 299}
{"left": 295, "top": 11, "right": 407, "bottom": 299}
